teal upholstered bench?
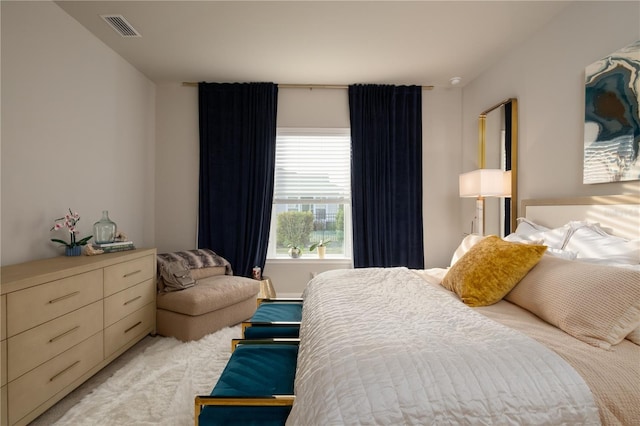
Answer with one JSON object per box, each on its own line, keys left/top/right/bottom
{"left": 195, "top": 340, "right": 298, "bottom": 426}
{"left": 242, "top": 298, "right": 303, "bottom": 339}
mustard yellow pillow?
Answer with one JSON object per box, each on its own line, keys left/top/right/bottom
{"left": 442, "top": 235, "right": 547, "bottom": 307}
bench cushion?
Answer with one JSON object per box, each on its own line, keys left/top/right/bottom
{"left": 199, "top": 345, "right": 298, "bottom": 426}
{"left": 212, "top": 345, "right": 297, "bottom": 396}
{"left": 156, "top": 275, "right": 259, "bottom": 316}
{"left": 244, "top": 303, "right": 303, "bottom": 338}
{"left": 251, "top": 303, "right": 303, "bottom": 322}
{"left": 244, "top": 326, "right": 299, "bottom": 339}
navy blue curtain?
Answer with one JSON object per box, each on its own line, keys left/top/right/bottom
{"left": 198, "top": 82, "right": 278, "bottom": 277}
{"left": 349, "top": 84, "right": 424, "bottom": 268}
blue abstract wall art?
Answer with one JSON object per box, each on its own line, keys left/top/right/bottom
{"left": 584, "top": 40, "right": 640, "bottom": 184}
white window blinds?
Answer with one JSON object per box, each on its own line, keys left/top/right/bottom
{"left": 274, "top": 129, "right": 351, "bottom": 203}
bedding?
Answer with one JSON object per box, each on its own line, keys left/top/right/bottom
{"left": 475, "top": 298, "right": 640, "bottom": 425}
{"left": 287, "top": 267, "right": 601, "bottom": 425}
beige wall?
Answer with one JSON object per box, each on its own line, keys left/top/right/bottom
{"left": 461, "top": 1, "right": 640, "bottom": 232}
{"left": 155, "top": 83, "right": 199, "bottom": 253}
{"left": 1, "top": 2, "right": 156, "bottom": 266}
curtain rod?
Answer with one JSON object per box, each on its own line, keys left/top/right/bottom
{"left": 182, "top": 82, "right": 434, "bottom": 90}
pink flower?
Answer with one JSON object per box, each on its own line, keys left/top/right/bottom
{"left": 50, "top": 208, "right": 93, "bottom": 248}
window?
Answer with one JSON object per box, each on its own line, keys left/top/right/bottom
{"left": 267, "top": 128, "right": 352, "bottom": 259}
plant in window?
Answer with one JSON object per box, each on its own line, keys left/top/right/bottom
{"left": 309, "top": 239, "right": 332, "bottom": 251}
{"left": 309, "top": 238, "right": 332, "bottom": 259}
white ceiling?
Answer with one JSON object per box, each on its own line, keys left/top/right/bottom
{"left": 55, "top": 1, "right": 571, "bottom": 87}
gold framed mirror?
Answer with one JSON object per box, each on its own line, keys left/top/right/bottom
{"left": 479, "top": 98, "right": 518, "bottom": 236}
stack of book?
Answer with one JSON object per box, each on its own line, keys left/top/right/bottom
{"left": 92, "top": 241, "right": 135, "bottom": 253}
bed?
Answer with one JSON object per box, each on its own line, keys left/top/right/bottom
{"left": 286, "top": 195, "right": 640, "bottom": 425}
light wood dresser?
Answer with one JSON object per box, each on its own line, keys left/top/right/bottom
{"left": 0, "top": 248, "right": 156, "bottom": 426}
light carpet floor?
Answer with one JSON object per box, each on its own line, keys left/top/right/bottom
{"left": 33, "top": 325, "right": 241, "bottom": 426}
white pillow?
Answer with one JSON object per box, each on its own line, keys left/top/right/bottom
{"left": 529, "top": 226, "right": 572, "bottom": 249}
{"left": 505, "top": 233, "right": 577, "bottom": 260}
{"left": 563, "top": 222, "right": 640, "bottom": 264}
{"left": 450, "top": 234, "right": 485, "bottom": 266}
{"left": 511, "top": 218, "right": 569, "bottom": 248}
{"left": 503, "top": 233, "right": 539, "bottom": 243}
{"left": 545, "top": 247, "right": 578, "bottom": 260}
{"left": 508, "top": 226, "right": 571, "bottom": 251}
{"left": 513, "top": 217, "right": 549, "bottom": 237}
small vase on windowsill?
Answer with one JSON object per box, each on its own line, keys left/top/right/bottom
{"left": 288, "top": 246, "right": 302, "bottom": 258}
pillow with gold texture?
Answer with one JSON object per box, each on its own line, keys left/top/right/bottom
{"left": 442, "top": 235, "right": 547, "bottom": 307}
{"left": 505, "top": 255, "right": 640, "bottom": 349}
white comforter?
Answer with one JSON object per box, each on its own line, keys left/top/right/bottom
{"left": 287, "top": 267, "right": 600, "bottom": 425}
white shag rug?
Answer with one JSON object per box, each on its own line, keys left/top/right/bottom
{"left": 54, "top": 326, "right": 241, "bottom": 426}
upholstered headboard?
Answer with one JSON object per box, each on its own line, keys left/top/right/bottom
{"left": 522, "top": 195, "right": 640, "bottom": 240}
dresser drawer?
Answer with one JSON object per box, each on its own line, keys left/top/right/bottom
{"left": 1, "top": 339, "right": 6, "bottom": 387}
{"left": 7, "top": 270, "right": 102, "bottom": 337}
{"left": 1, "top": 384, "right": 7, "bottom": 426}
{"left": 8, "top": 332, "right": 103, "bottom": 425}
{"left": 104, "top": 303, "right": 154, "bottom": 359}
{"left": 104, "top": 255, "right": 154, "bottom": 297}
{"left": 7, "top": 301, "right": 103, "bottom": 382}
{"left": 104, "top": 279, "right": 155, "bottom": 328}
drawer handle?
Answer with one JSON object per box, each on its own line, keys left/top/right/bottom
{"left": 123, "top": 269, "right": 142, "bottom": 278}
{"left": 49, "top": 291, "right": 80, "bottom": 304}
{"left": 124, "top": 321, "right": 142, "bottom": 334}
{"left": 49, "top": 325, "right": 80, "bottom": 343}
{"left": 49, "top": 360, "right": 80, "bottom": 382}
{"left": 124, "top": 295, "right": 142, "bottom": 306}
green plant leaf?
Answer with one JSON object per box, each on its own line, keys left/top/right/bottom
{"left": 77, "top": 235, "right": 93, "bottom": 245}
{"left": 51, "top": 238, "right": 71, "bottom": 248}
{"left": 310, "top": 239, "right": 332, "bottom": 251}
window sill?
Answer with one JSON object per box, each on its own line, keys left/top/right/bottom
{"left": 266, "top": 257, "right": 353, "bottom": 265}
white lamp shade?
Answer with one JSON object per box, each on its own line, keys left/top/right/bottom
{"left": 459, "top": 169, "right": 511, "bottom": 198}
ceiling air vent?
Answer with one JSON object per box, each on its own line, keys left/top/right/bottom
{"left": 100, "top": 15, "right": 141, "bottom": 37}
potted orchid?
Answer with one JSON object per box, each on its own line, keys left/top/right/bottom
{"left": 309, "top": 239, "right": 332, "bottom": 259}
{"left": 51, "top": 208, "right": 93, "bottom": 256}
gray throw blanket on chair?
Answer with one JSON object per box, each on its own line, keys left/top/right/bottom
{"left": 156, "top": 249, "right": 233, "bottom": 276}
